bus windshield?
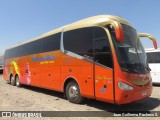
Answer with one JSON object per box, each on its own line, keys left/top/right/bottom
{"left": 109, "top": 24, "right": 149, "bottom": 74}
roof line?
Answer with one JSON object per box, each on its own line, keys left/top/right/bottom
{"left": 8, "top": 15, "right": 132, "bottom": 50}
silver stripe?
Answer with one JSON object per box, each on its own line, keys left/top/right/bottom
{"left": 64, "top": 51, "right": 113, "bottom": 70}
{"left": 65, "top": 50, "right": 84, "bottom": 59}
{"left": 60, "top": 28, "right": 65, "bottom": 53}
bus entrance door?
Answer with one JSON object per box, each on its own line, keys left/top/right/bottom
{"left": 94, "top": 64, "right": 114, "bottom": 103}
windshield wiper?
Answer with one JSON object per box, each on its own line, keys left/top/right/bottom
{"left": 121, "top": 67, "right": 130, "bottom": 72}
{"left": 144, "top": 66, "right": 151, "bottom": 71}
{"left": 121, "top": 63, "right": 142, "bottom": 73}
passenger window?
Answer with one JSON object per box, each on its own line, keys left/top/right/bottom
{"left": 63, "top": 27, "right": 93, "bottom": 59}
{"left": 147, "top": 53, "right": 155, "bottom": 63}
{"left": 5, "top": 33, "right": 61, "bottom": 59}
{"left": 43, "top": 33, "right": 61, "bottom": 53}
{"left": 154, "top": 52, "right": 160, "bottom": 63}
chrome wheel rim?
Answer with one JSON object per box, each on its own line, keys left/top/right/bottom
{"left": 11, "top": 76, "right": 14, "bottom": 84}
{"left": 16, "top": 77, "right": 20, "bottom": 86}
{"left": 68, "top": 85, "right": 78, "bottom": 98}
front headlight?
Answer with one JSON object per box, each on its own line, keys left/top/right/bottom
{"left": 118, "top": 82, "right": 133, "bottom": 90}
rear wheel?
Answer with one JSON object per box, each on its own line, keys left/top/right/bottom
{"left": 16, "top": 75, "right": 21, "bottom": 87}
{"left": 66, "top": 81, "right": 84, "bottom": 104}
{"left": 10, "top": 75, "right": 16, "bottom": 86}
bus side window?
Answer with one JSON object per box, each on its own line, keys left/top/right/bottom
{"left": 43, "top": 33, "right": 61, "bottom": 53}
{"left": 147, "top": 52, "right": 155, "bottom": 63}
{"left": 155, "top": 52, "right": 160, "bottom": 63}
{"left": 63, "top": 27, "right": 93, "bottom": 59}
{"left": 94, "top": 27, "right": 113, "bottom": 68}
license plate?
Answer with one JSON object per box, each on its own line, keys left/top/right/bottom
{"left": 142, "top": 91, "right": 147, "bottom": 96}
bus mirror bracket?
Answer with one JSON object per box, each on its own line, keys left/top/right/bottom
{"left": 105, "top": 20, "right": 124, "bottom": 42}
{"left": 138, "top": 33, "right": 158, "bottom": 49}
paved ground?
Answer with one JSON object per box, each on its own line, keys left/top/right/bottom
{"left": 0, "top": 74, "right": 160, "bottom": 120}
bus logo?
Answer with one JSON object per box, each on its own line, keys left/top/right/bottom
{"left": 32, "top": 55, "right": 56, "bottom": 62}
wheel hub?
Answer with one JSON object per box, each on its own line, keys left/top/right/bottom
{"left": 69, "top": 85, "right": 78, "bottom": 98}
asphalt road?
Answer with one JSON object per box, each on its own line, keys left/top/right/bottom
{"left": 0, "top": 74, "right": 160, "bottom": 120}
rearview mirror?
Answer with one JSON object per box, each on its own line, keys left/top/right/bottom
{"left": 105, "top": 20, "right": 124, "bottom": 42}
{"left": 138, "top": 33, "right": 157, "bottom": 49}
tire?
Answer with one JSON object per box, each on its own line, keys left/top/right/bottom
{"left": 66, "top": 81, "right": 84, "bottom": 104}
{"left": 10, "top": 75, "right": 16, "bottom": 86}
{"left": 16, "top": 75, "right": 21, "bottom": 87}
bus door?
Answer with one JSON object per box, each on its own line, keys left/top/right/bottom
{"left": 94, "top": 27, "right": 114, "bottom": 102}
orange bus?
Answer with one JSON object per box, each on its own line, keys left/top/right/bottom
{"left": 3, "top": 15, "right": 157, "bottom": 104}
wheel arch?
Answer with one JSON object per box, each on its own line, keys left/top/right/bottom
{"left": 15, "top": 74, "right": 19, "bottom": 80}
{"left": 63, "top": 77, "right": 80, "bottom": 93}
{"left": 9, "top": 73, "right": 13, "bottom": 81}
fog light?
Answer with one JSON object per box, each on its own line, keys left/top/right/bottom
{"left": 118, "top": 82, "right": 133, "bottom": 90}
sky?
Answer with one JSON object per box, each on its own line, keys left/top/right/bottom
{"left": 0, "top": 0, "right": 160, "bottom": 56}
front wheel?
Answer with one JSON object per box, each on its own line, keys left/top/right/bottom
{"left": 66, "top": 81, "right": 84, "bottom": 104}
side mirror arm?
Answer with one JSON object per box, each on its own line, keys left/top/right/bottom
{"left": 138, "top": 33, "right": 157, "bottom": 49}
